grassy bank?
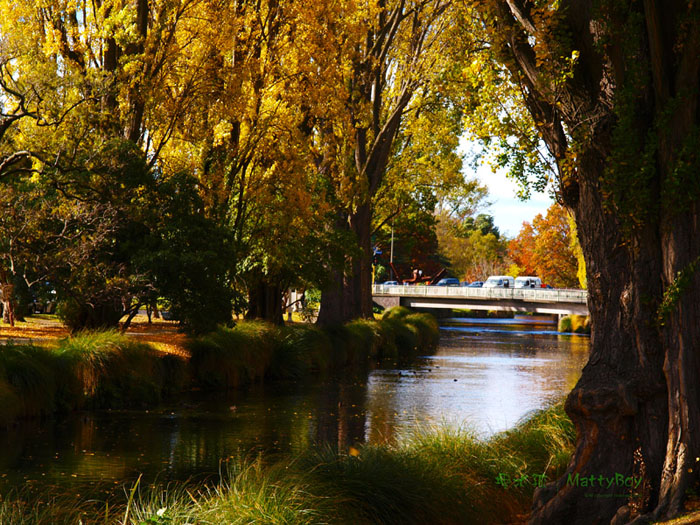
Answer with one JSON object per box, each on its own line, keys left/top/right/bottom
{"left": 0, "top": 402, "right": 575, "bottom": 524}
{"left": 0, "top": 307, "right": 439, "bottom": 426}
{"left": 558, "top": 314, "right": 590, "bottom": 334}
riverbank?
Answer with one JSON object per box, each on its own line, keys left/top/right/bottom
{"left": 0, "top": 402, "right": 575, "bottom": 524}
{"left": 0, "top": 307, "right": 438, "bottom": 426}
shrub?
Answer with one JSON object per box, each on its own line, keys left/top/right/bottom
{"left": 269, "top": 325, "right": 332, "bottom": 379}
{"left": 345, "top": 319, "right": 383, "bottom": 360}
{"left": 558, "top": 315, "right": 590, "bottom": 334}
{"left": 379, "top": 318, "right": 419, "bottom": 358}
{"left": 55, "top": 330, "right": 164, "bottom": 407}
{"left": 187, "top": 322, "right": 277, "bottom": 389}
{"left": 403, "top": 313, "right": 440, "bottom": 351}
{"left": 381, "top": 306, "right": 412, "bottom": 321}
{"left": 0, "top": 344, "right": 59, "bottom": 418}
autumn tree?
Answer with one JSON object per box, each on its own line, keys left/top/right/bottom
{"left": 507, "top": 221, "right": 537, "bottom": 276}
{"left": 0, "top": 175, "right": 47, "bottom": 324}
{"left": 0, "top": 0, "right": 225, "bottom": 328}
{"left": 508, "top": 203, "right": 579, "bottom": 288}
{"left": 436, "top": 212, "right": 508, "bottom": 281}
{"left": 459, "top": 1, "right": 700, "bottom": 522}
{"left": 372, "top": 87, "right": 485, "bottom": 282}
{"left": 282, "top": 0, "right": 454, "bottom": 324}
{"left": 154, "top": 0, "right": 346, "bottom": 324}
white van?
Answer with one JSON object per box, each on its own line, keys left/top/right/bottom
{"left": 483, "top": 275, "right": 515, "bottom": 288}
{"left": 515, "top": 276, "right": 542, "bottom": 289}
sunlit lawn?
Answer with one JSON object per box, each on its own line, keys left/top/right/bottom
{"left": 0, "top": 314, "right": 189, "bottom": 356}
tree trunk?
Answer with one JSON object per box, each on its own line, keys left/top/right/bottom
{"left": 530, "top": 144, "right": 670, "bottom": 524}
{"left": 0, "top": 283, "right": 15, "bottom": 327}
{"left": 246, "top": 278, "right": 284, "bottom": 325}
{"left": 317, "top": 203, "right": 374, "bottom": 326}
{"left": 469, "top": 1, "right": 700, "bottom": 522}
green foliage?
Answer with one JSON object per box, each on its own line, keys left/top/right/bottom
{"left": 298, "top": 445, "right": 468, "bottom": 524}
{"left": 55, "top": 331, "right": 173, "bottom": 408}
{"left": 381, "top": 306, "right": 412, "bottom": 321}
{"left": 345, "top": 319, "right": 384, "bottom": 360}
{"left": 0, "top": 313, "right": 439, "bottom": 426}
{"left": 661, "top": 125, "right": 700, "bottom": 215}
{"left": 403, "top": 314, "right": 440, "bottom": 350}
{"left": 187, "top": 323, "right": 278, "bottom": 390}
{"left": 188, "top": 314, "right": 439, "bottom": 390}
{"left": 437, "top": 212, "right": 509, "bottom": 281}
{"left": 141, "top": 172, "right": 236, "bottom": 335}
{"left": 0, "top": 344, "right": 58, "bottom": 418}
{"left": 558, "top": 315, "right": 590, "bottom": 334}
{"left": 270, "top": 325, "right": 332, "bottom": 379}
{"left": 0, "top": 332, "right": 191, "bottom": 425}
{"left": 657, "top": 256, "right": 700, "bottom": 327}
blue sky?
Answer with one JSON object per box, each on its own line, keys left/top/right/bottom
{"left": 477, "top": 163, "right": 553, "bottom": 237}
{"left": 459, "top": 138, "right": 554, "bottom": 238}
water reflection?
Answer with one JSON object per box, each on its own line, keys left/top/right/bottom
{"left": 0, "top": 324, "right": 589, "bottom": 498}
{"left": 365, "top": 329, "right": 589, "bottom": 442}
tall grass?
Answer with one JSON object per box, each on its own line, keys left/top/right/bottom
{"left": 0, "top": 403, "right": 573, "bottom": 524}
{"left": 187, "top": 322, "right": 279, "bottom": 389}
{"left": 187, "top": 309, "right": 440, "bottom": 390}
{"left": 0, "top": 344, "right": 59, "bottom": 418}
{"left": 0, "top": 331, "right": 189, "bottom": 426}
{"left": 0, "top": 309, "right": 438, "bottom": 425}
{"left": 55, "top": 330, "right": 180, "bottom": 408}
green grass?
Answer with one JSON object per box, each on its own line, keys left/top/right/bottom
{"left": 0, "top": 344, "right": 59, "bottom": 418}
{"left": 0, "top": 402, "right": 573, "bottom": 524}
{"left": 0, "top": 310, "right": 439, "bottom": 426}
{"left": 55, "top": 330, "right": 174, "bottom": 408}
{"left": 187, "top": 322, "right": 279, "bottom": 389}
{"left": 187, "top": 310, "right": 439, "bottom": 390}
{"left": 0, "top": 331, "right": 189, "bottom": 425}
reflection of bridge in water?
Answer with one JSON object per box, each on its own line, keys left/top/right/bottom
{"left": 372, "top": 284, "right": 589, "bottom": 316}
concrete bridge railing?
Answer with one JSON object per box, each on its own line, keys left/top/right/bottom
{"left": 372, "top": 284, "right": 588, "bottom": 304}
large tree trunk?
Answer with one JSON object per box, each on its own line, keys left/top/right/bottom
{"left": 530, "top": 142, "right": 671, "bottom": 524}
{"left": 317, "top": 203, "right": 374, "bottom": 326}
{"left": 0, "top": 281, "right": 16, "bottom": 327}
{"left": 246, "top": 277, "right": 284, "bottom": 325}
{"left": 470, "top": 1, "right": 700, "bottom": 522}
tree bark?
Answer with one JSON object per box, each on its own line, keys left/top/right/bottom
{"left": 471, "top": 1, "right": 700, "bottom": 522}
{"left": 246, "top": 277, "right": 284, "bottom": 325}
{"left": 317, "top": 203, "right": 375, "bottom": 326}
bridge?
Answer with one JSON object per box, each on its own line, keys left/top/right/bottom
{"left": 372, "top": 284, "right": 589, "bottom": 316}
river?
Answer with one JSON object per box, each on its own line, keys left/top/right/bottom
{"left": 0, "top": 319, "right": 589, "bottom": 499}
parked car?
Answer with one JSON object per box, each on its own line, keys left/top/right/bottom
{"left": 515, "top": 276, "right": 542, "bottom": 289}
{"left": 483, "top": 275, "right": 515, "bottom": 288}
{"left": 383, "top": 280, "right": 400, "bottom": 286}
{"left": 435, "top": 278, "right": 460, "bottom": 287}
{"left": 467, "top": 281, "right": 484, "bottom": 287}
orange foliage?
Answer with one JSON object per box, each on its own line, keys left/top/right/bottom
{"left": 0, "top": 317, "right": 189, "bottom": 357}
{"left": 508, "top": 203, "right": 579, "bottom": 288}
{"left": 508, "top": 221, "right": 537, "bottom": 275}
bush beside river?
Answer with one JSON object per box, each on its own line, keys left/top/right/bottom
{"left": 557, "top": 315, "right": 591, "bottom": 334}
{"left": 0, "top": 402, "right": 575, "bottom": 524}
{"left": 0, "top": 307, "right": 438, "bottom": 426}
